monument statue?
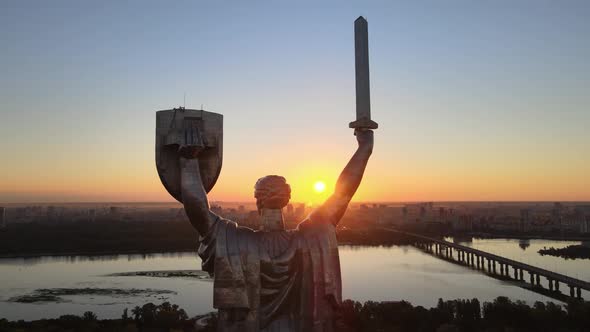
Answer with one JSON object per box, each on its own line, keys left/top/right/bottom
{"left": 155, "top": 16, "right": 376, "bottom": 332}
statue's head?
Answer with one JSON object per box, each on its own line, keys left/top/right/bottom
{"left": 254, "top": 175, "right": 291, "bottom": 231}
{"left": 254, "top": 175, "right": 291, "bottom": 211}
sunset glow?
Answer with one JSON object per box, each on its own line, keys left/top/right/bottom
{"left": 314, "top": 181, "right": 326, "bottom": 193}
{"left": 0, "top": 3, "right": 588, "bottom": 204}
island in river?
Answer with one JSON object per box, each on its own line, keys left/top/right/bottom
{"left": 538, "top": 244, "right": 590, "bottom": 260}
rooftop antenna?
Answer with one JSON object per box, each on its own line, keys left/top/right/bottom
{"left": 201, "top": 104, "right": 203, "bottom": 110}
{"left": 183, "top": 92, "right": 186, "bottom": 109}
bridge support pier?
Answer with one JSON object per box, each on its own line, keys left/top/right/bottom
{"left": 392, "top": 230, "right": 590, "bottom": 302}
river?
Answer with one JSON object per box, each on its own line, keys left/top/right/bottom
{"left": 0, "top": 239, "right": 587, "bottom": 321}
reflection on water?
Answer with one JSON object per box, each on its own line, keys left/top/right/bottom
{"left": 0, "top": 251, "right": 198, "bottom": 266}
{"left": 0, "top": 240, "right": 588, "bottom": 321}
{"left": 519, "top": 239, "right": 531, "bottom": 251}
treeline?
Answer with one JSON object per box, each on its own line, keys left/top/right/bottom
{"left": 338, "top": 296, "right": 590, "bottom": 332}
{"left": 2, "top": 297, "right": 590, "bottom": 331}
{"left": 0, "top": 301, "right": 208, "bottom": 332}
{"left": 0, "top": 221, "right": 411, "bottom": 256}
{"left": 0, "top": 220, "right": 199, "bottom": 256}
{"left": 539, "top": 245, "right": 590, "bottom": 260}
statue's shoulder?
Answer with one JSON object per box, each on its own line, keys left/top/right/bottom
{"left": 210, "top": 216, "right": 254, "bottom": 234}
{"left": 295, "top": 217, "right": 335, "bottom": 234}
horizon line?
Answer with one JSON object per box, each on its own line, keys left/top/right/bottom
{"left": 2, "top": 200, "right": 590, "bottom": 205}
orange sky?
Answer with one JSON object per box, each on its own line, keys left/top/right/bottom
{"left": 1, "top": 3, "right": 589, "bottom": 203}
{"left": 1, "top": 134, "right": 588, "bottom": 204}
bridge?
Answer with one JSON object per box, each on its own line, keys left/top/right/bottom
{"left": 384, "top": 228, "right": 589, "bottom": 301}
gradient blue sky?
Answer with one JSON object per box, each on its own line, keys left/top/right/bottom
{"left": 1, "top": 1, "right": 589, "bottom": 203}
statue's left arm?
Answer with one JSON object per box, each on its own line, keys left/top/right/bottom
{"left": 310, "top": 129, "right": 374, "bottom": 226}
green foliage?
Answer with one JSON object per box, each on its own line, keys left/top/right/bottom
{"left": 539, "top": 245, "right": 590, "bottom": 260}
{"left": 0, "top": 302, "right": 192, "bottom": 331}
{"left": 83, "top": 311, "right": 97, "bottom": 321}
{"left": 0, "top": 220, "right": 199, "bottom": 256}
{"left": 1, "top": 298, "right": 590, "bottom": 331}
{"left": 130, "top": 301, "right": 189, "bottom": 329}
{"left": 338, "top": 297, "right": 590, "bottom": 332}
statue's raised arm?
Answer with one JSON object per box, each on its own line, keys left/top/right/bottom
{"left": 178, "top": 140, "right": 218, "bottom": 236}
{"left": 310, "top": 129, "right": 374, "bottom": 226}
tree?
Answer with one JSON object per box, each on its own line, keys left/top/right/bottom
{"left": 121, "top": 308, "right": 129, "bottom": 321}
{"left": 83, "top": 311, "right": 97, "bottom": 321}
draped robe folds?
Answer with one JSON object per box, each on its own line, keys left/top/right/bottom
{"left": 197, "top": 215, "right": 342, "bottom": 332}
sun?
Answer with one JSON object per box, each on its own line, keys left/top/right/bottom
{"left": 313, "top": 181, "right": 326, "bottom": 193}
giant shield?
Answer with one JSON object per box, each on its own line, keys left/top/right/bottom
{"left": 155, "top": 108, "right": 223, "bottom": 202}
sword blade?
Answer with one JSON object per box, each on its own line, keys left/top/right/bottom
{"left": 350, "top": 16, "right": 378, "bottom": 130}
{"left": 355, "top": 16, "right": 370, "bottom": 121}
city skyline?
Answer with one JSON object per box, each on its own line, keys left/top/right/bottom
{"left": 1, "top": 1, "right": 589, "bottom": 203}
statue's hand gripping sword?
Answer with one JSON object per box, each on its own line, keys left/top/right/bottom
{"left": 349, "top": 16, "right": 378, "bottom": 131}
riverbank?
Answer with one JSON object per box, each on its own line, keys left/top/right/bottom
{"left": 0, "top": 249, "right": 197, "bottom": 259}
{"left": 467, "top": 232, "right": 590, "bottom": 242}
{"left": 1, "top": 220, "right": 587, "bottom": 259}
{"left": 0, "top": 223, "right": 411, "bottom": 258}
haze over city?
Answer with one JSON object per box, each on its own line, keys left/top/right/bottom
{"left": 1, "top": 1, "right": 589, "bottom": 204}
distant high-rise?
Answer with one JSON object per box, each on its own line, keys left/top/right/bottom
{"left": 419, "top": 206, "right": 426, "bottom": 219}
{"left": 520, "top": 209, "right": 530, "bottom": 232}
{"left": 88, "top": 209, "right": 96, "bottom": 222}
{"left": 295, "top": 204, "right": 305, "bottom": 218}
{"left": 0, "top": 207, "right": 5, "bottom": 228}
{"left": 402, "top": 206, "right": 408, "bottom": 223}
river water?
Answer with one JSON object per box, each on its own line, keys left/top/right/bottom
{"left": 0, "top": 239, "right": 587, "bottom": 321}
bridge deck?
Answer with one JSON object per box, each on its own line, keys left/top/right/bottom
{"left": 385, "top": 228, "right": 590, "bottom": 291}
